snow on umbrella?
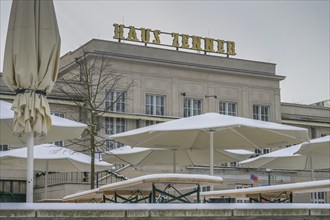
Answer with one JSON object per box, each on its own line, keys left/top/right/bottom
{"left": 110, "top": 112, "right": 309, "bottom": 175}
{"left": 0, "top": 144, "right": 112, "bottom": 199}
{"left": 0, "top": 100, "right": 87, "bottom": 145}
{"left": 239, "top": 136, "right": 330, "bottom": 178}
{"left": 296, "top": 135, "right": 330, "bottom": 158}
{"left": 2, "top": 0, "right": 61, "bottom": 202}
{"left": 103, "top": 146, "right": 254, "bottom": 173}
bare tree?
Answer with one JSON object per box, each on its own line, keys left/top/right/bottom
{"left": 55, "top": 50, "right": 134, "bottom": 189}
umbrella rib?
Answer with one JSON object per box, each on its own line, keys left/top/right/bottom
{"left": 251, "top": 157, "right": 277, "bottom": 169}
{"left": 262, "top": 128, "right": 307, "bottom": 143}
{"left": 106, "top": 152, "right": 133, "bottom": 165}
{"left": 135, "top": 132, "right": 167, "bottom": 147}
{"left": 230, "top": 128, "right": 261, "bottom": 149}
{"left": 3, "top": 120, "right": 25, "bottom": 145}
{"left": 304, "top": 155, "right": 310, "bottom": 170}
{"left": 137, "top": 150, "right": 155, "bottom": 166}
{"left": 185, "top": 150, "right": 195, "bottom": 166}
{"left": 190, "top": 130, "right": 204, "bottom": 150}
{"left": 65, "top": 159, "right": 91, "bottom": 172}
{"left": 219, "top": 150, "right": 240, "bottom": 162}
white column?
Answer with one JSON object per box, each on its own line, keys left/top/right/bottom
{"left": 209, "top": 131, "right": 215, "bottom": 191}
{"left": 26, "top": 132, "right": 34, "bottom": 203}
{"left": 44, "top": 160, "right": 49, "bottom": 199}
{"left": 172, "top": 150, "right": 176, "bottom": 173}
{"left": 209, "top": 131, "right": 214, "bottom": 176}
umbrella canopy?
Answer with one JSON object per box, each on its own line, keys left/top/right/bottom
{"left": 103, "top": 146, "right": 254, "bottom": 168}
{"left": 0, "top": 144, "right": 112, "bottom": 200}
{"left": 239, "top": 136, "right": 330, "bottom": 170}
{"left": 110, "top": 113, "right": 309, "bottom": 150}
{"left": 297, "top": 135, "right": 330, "bottom": 157}
{"left": 2, "top": 0, "right": 61, "bottom": 202}
{"left": 2, "top": 0, "right": 61, "bottom": 137}
{"left": 110, "top": 113, "right": 308, "bottom": 177}
{"left": 0, "top": 100, "right": 87, "bottom": 145}
{"left": 0, "top": 144, "right": 112, "bottom": 172}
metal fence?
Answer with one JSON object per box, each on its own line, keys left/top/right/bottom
{"left": 34, "top": 171, "right": 125, "bottom": 188}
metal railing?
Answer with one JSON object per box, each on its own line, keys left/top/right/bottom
{"left": 35, "top": 170, "right": 127, "bottom": 188}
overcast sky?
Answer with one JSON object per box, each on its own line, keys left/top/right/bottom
{"left": 1, "top": 0, "right": 329, "bottom": 105}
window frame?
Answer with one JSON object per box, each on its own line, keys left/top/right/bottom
{"left": 105, "top": 90, "right": 126, "bottom": 113}
{"left": 145, "top": 94, "right": 165, "bottom": 116}
{"left": 219, "top": 101, "right": 237, "bottom": 116}
{"left": 183, "top": 98, "right": 202, "bottom": 117}
{"left": 253, "top": 104, "right": 270, "bottom": 121}
{"left": 104, "top": 117, "right": 126, "bottom": 136}
{"left": 52, "top": 113, "right": 65, "bottom": 147}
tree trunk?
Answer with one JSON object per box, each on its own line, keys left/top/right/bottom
{"left": 90, "top": 111, "right": 96, "bottom": 189}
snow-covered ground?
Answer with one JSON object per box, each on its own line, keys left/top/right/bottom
{"left": 1, "top": 203, "right": 329, "bottom": 210}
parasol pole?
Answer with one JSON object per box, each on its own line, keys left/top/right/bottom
{"left": 310, "top": 156, "right": 315, "bottom": 181}
{"left": 26, "top": 132, "right": 34, "bottom": 203}
{"left": 209, "top": 130, "right": 215, "bottom": 191}
{"left": 310, "top": 156, "right": 315, "bottom": 203}
{"left": 172, "top": 149, "right": 177, "bottom": 173}
{"left": 209, "top": 130, "right": 214, "bottom": 176}
{"left": 44, "top": 160, "right": 49, "bottom": 199}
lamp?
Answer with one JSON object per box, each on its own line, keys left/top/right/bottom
{"left": 265, "top": 168, "right": 272, "bottom": 186}
{"left": 181, "top": 92, "right": 186, "bottom": 96}
{"left": 205, "top": 95, "right": 217, "bottom": 99}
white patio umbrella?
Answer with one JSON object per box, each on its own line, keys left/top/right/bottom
{"left": 2, "top": 0, "right": 61, "bottom": 202}
{"left": 0, "top": 144, "right": 112, "bottom": 199}
{"left": 239, "top": 136, "right": 330, "bottom": 179}
{"left": 0, "top": 100, "right": 87, "bottom": 145}
{"left": 296, "top": 135, "right": 330, "bottom": 158}
{"left": 103, "top": 146, "right": 254, "bottom": 172}
{"left": 110, "top": 113, "right": 309, "bottom": 175}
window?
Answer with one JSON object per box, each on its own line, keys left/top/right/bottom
{"left": 105, "top": 117, "right": 126, "bottom": 135}
{"left": 105, "top": 91, "right": 126, "bottom": 112}
{"left": 235, "top": 184, "right": 252, "bottom": 203}
{"left": 253, "top": 105, "right": 269, "bottom": 121}
{"left": 0, "top": 180, "right": 25, "bottom": 194}
{"left": 52, "top": 113, "right": 65, "bottom": 147}
{"left": 105, "top": 117, "right": 126, "bottom": 150}
{"left": 262, "top": 148, "right": 270, "bottom": 154}
{"left": 0, "top": 145, "right": 9, "bottom": 151}
{"left": 219, "top": 101, "right": 237, "bottom": 116}
{"left": 53, "top": 141, "right": 64, "bottom": 147}
{"left": 146, "top": 94, "right": 165, "bottom": 116}
{"left": 312, "top": 192, "right": 326, "bottom": 203}
{"left": 105, "top": 139, "right": 124, "bottom": 151}
{"left": 221, "top": 161, "right": 238, "bottom": 167}
{"left": 184, "top": 98, "right": 202, "bottom": 117}
{"left": 145, "top": 120, "right": 162, "bottom": 126}
{"left": 255, "top": 148, "right": 271, "bottom": 155}
{"left": 201, "top": 186, "right": 211, "bottom": 192}
{"left": 53, "top": 113, "right": 65, "bottom": 118}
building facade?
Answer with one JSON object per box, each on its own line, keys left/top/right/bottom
{"left": 0, "top": 38, "right": 329, "bottom": 202}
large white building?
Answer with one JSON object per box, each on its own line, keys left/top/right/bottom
{"left": 0, "top": 31, "right": 329, "bottom": 202}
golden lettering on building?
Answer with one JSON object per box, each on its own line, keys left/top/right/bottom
{"left": 172, "top": 33, "right": 180, "bottom": 48}
{"left": 216, "top": 39, "right": 225, "bottom": 54}
{"left": 204, "top": 38, "right": 215, "bottom": 53}
{"left": 141, "top": 28, "right": 151, "bottom": 43}
{"left": 181, "top": 34, "right": 190, "bottom": 49}
{"left": 113, "top": 23, "right": 237, "bottom": 56}
{"left": 113, "top": 24, "right": 125, "bottom": 40}
{"left": 191, "top": 36, "right": 202, "bottom": 51}
{"left": 153, "top": 30, "right": 161, "bottom": 44}
{"left": 226, "top": 41, "right": 236, "bottom": 55}
{"left": 127, "top": 26, "right": 138, "bottom": 41}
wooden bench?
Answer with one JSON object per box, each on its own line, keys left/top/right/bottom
{"left": 198, "top": 179, "right": 330, "bottom": 203}
{"left": 63, "top": 173, "right": 223, "bottom": 203}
